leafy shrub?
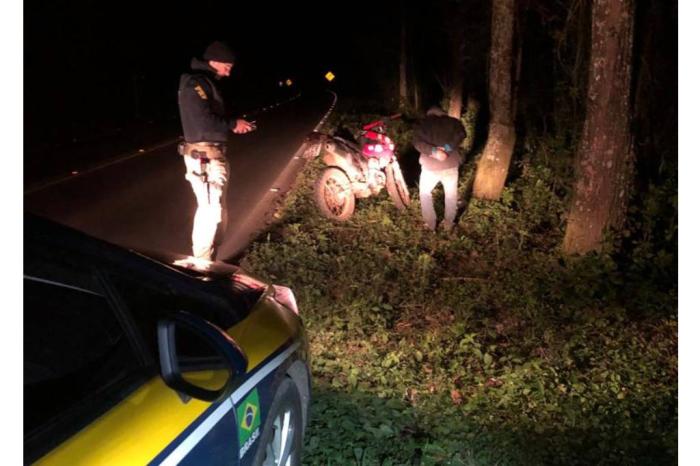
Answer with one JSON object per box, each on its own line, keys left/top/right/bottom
{"left": 242, "top": 110, "right": 677, "bottom": 465}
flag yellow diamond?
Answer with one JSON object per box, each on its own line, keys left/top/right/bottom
{"left": 325, "top": 71, "right": 335, "bottom": 82}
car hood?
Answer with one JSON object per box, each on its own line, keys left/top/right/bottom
{"left": 134, "top": 249, "right": 270, "bottom": 289}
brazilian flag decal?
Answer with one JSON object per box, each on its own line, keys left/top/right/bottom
{"left": 237, "top": 389, "right": 261, "bottom": 458}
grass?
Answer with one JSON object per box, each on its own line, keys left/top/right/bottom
{"left": 240, "top": 112, "right": 677, "bottom": 465}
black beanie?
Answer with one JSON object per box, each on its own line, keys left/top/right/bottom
{"left": 203, "top": 41, "right": 236, "bottom": 64}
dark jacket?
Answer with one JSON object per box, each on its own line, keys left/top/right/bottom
{"left": 178, "top": 58, "right": 235, "bottom": 143}
{"left": 412, "top": 115, "right": 466, "bottom": 171}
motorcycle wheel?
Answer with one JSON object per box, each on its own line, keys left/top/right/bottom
{"left": 386, "top": 160, "right": 411, "bottom": 210}
{"left": 314, "top": 167, "right": 356, "bottom": 221}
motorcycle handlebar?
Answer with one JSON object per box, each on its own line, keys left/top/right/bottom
{"left": 362, "top": 114, "right": 402, "bottom": 131}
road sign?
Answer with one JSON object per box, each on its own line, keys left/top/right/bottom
{"left": 325, "top": 71, "right": 335, "bottom": 82}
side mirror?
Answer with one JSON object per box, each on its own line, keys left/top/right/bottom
{"left": 157, "top": 311, "right": 247, "bottom": 403}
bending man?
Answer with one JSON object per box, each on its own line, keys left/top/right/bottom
{"left": 412, "top": 106, "right": 466, "bottom": 232}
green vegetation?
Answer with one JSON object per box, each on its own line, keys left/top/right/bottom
{"left": 241, "top": 112, "right": 677, "bottom": 465}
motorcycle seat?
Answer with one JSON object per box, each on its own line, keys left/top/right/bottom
{"left": 333, "top": 136, "right": 361, "bottom": 153}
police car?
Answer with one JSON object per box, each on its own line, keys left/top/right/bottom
{"left": 24, "top": 214, "right": 311, "bottom": 465}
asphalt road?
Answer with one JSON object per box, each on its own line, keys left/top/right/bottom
{"left": 25, "top": 91, "right": 335, "bottom": 262}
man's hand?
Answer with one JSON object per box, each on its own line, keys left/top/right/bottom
{"left": 434, "top": 148, "right": 448, "bottom": 162}
{"left": 232, "top": 119, "right": 255, "bottom": 134}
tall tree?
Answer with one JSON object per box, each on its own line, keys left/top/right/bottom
{"left": 447, "top": 32, "right": 466, "bottom": 118}
{"left": 472, "top": 0, "right": 517, "bottom": 200}
{"left": 431, "top": 1, "right": 469, "bottom": 118}
{"left": 562, "top": 0, "right": 635, "bottom": 254}
{"left": 399, "top": 1, "right": 409, "bottom": 108}
{"left": 410, "top": 34, "right": 421, "bottom": 112}
{"left": 413, "top": 73, "right": 421, "bottom": 111}
{"left": 444, "top": 1, "right": 468, "bottom": 118}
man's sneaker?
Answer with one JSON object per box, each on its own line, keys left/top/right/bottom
{"left": 423, "top": 222, "right": 436, "bottom": 232}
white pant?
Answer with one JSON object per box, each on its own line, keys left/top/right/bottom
{"left": 419, "top": 166, "right": 459, "bottom": 230}
{"left": 183, "top": 155, "right": 229, "bottom": 260}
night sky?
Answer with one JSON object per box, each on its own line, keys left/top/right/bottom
{"left": 24, "top": 0, "right": 415, "bottom": 150}
{"left": 23, "top": 0, "right": 676, "bottom": 185}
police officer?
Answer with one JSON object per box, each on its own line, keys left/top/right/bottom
{"left": 178, "top": 41, "right": 255, "bottom": 262}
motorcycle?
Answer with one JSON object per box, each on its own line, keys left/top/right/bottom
{"left": 306, "top": 114, "right": 411, "bottom": 221}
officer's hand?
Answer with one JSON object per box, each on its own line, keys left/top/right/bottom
{"left": 434, "top": 148, "right": 448, "bottom": 162}
{"left": 232, "top": 119, "right": 255, "bottom": 134}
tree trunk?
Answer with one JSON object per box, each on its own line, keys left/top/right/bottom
{"left": 408, "top": 4, "right": 420, "bottom": 112}
{"left": 399, "top": 4, "right": 409, "bottom": 108}
{"left": 413, "top": 77, "right": 420, "bottom": 112}
{"left": 562, "top": 0, "right": 635, "bottom": 255}
{"left": 461, "top": 95, "right": 481, "bottom": 153}
{"left": 447, "top": 31, "right": 466, "bottom": 118}
{"left": 472, "top": 0, "right": 517, "bottom": 200}
{"left": 447, "top": 73, "right": 464, "bottom": 118}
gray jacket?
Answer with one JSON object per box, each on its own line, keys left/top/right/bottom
{"left": 412, "top": 114, "right": 466, "bottom": 171}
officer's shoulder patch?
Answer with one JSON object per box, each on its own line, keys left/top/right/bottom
{"left": 193, "top": 83, "right": 208, "bottom": 100}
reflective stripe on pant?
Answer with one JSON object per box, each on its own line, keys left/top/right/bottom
{"left": 419, "top": 166, "right": 459, "bottom": 230}
{"left": 183, "top": 155, "right": 230, "bottom": 260}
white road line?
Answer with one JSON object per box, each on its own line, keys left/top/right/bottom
{"left": 24, "top": 138, "right": 180, "bottom": 195}
{"left": 223, "top": 90, "right": 338, "bottom": 257}
{"left": 313, "top": 90, "right": 338, "bottom": 132}
{"left": 25, "top": 96, "right": 304, "bottom": 195}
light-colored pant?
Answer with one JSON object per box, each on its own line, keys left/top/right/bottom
{"left": 183, "top": 154, "right": 229, "bottom": 260}
{"left": 419, "top": 166, "right": 459, "bottom": 230}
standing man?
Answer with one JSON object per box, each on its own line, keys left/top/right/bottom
{"left": 178, "top": 41, "right": 255, "bottom": 262}
{"left": 412, "top": 106, "right": 467, "bottom": 232}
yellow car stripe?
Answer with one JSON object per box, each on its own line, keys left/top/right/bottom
{"left": 35, "top": 296, "right": 300, "bottom": 466}
{"left": 227, "top": 294, "right": 301, "bottom": 371}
